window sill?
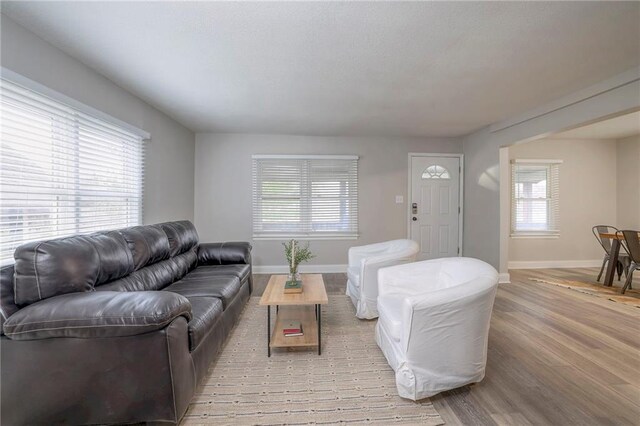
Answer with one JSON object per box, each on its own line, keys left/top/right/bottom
{"left": 253, "top": 235, "right": 359, "bottom": 241}
{"left": 510, "top": 233, "right": 560, "bottom": 239}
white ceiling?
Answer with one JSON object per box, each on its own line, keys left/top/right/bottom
{"left": 2, "top": 2, "right": 639, "bottom": 137}
{"left": 553, "top": 111, "right": 640, "bottom": 140}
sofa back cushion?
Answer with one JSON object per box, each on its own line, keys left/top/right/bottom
{"left": 119, "top": 225, "right": 170, "bottom": 270}
{"left": 12, "top": 231, "right": 136, "bottom": 307}
{"left": 171, "top": 248, "right": 198, "bottom": 278}
{"left": 97, "top": 249, "right": 197, "bottom": 292}
{"left": 14, "top": 235, "right": 100, "bottom": 306}
{"left": 92, "top": 231, "right": 135, "bottom": 284}
{"left": 159, "top": 221, "right": 199, "bottom": 257}
{"left": 10, "top": 220, "right": 199, "bottom": 307}
{"left": 0, "top": 265, "right": 19, "bottom": 335}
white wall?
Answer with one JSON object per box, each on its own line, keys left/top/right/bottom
{"left": 463, "top": 68, "right": 640, "bottom": 278}
{"left": 0, "top": 14, "right": 196, "bottom": 224}
{"left": 194, "top": 133, "right": 462, "bottom": 268}
{"left": 462, "top": 126, "right": 503, "bottom": 270}
{"left": 508, "top": 139, "right": 618, "bottom": 266}
{"left": 616, "top": 135, "right": 640, "bottom": 229}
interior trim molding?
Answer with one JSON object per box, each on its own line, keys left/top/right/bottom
{"left": 508, "top": 259, "right": 602, "bottom": 269}
{"left": 253, "top": 264, "right": 348, "bottom": 274}
{"left": 256, "top": 265, "right": 514, "bottom": 285}
{"left": 490, "top": 66, "right": 640, "bottom": 133}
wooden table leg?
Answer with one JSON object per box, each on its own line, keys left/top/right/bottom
{"left": 603, "top": 239, "right": 620, "bottom": 287}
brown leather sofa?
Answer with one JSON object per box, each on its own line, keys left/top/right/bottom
{"left": 0, "top": 220, "right": 252, "bottom": 425}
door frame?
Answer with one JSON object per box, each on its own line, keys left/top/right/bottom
{"left": 407, "top": 153, "right": 464, "bottom": 257}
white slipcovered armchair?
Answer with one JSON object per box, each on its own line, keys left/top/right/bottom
{"left": 375, "top": 257, "right": 499, "bottom": 400}
{"left": 346, "top": 239, "right": 419, "bottom": 319}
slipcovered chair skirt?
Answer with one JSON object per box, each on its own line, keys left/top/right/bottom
{"left": 345, "top": 239, "right": 419, "bottom": 319}
{"left": 375, "top": 257, "right": 499, "bottom": 400}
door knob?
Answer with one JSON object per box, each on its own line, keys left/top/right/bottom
{"left": 412, "top": 217, "right": 417, "bottom": 221}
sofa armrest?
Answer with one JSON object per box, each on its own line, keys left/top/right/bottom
{"left": 197, "top": 242, "right": 252, "bottom": 266}
{"left": 3, "top": 291, "right": 192, "bottom": 341}
{"left": 348, "top": 242, "right": 389, "bottom": 267}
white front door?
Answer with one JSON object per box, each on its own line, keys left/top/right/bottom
{"left": 410, "top": 155, "right": 461, "bottom": 261}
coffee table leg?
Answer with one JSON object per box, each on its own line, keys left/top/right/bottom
{"left": 317, "top": 304, "right": 321, "bottom": 356}
{"left": 267, "top": 306, "right": 271, "bottom": 357}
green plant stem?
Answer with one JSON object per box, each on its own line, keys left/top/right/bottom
{"left": 283, "top": 239, "right": 315, "bottom": 274}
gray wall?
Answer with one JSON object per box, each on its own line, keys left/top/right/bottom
{"left": 461, "top": 126, "right": 502, "bottom": 269}
{"left": 463, "top": 72, "right": 640, "bottom": 274}
{"left": 508, "top": 138, "right": 618, "bottom": 264}
{"left": 616, "top": 135, "right": 640, "bottom": 230}
{"left": 194, "top": 133, "right": 461, "bottom": 267}
{"left": 0, "top": 14, "right": 196, "bottom": 224}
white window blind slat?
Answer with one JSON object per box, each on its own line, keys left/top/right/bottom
{"left": 0, "top": 78, "right": 144, "bottom": 265}
{"left": 511, "top": 161, "right": 560, "bottom": 236}
{"left": 252, "top": 155, "right": 358, "bottom": 239}
{"left": 3, "top": 123, "right": 144, "bottom": 154}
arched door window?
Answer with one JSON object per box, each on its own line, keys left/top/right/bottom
{"left": 422, "top": 165, "right": 450, "bottom": 179}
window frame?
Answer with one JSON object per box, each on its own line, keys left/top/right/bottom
{"left": 510, "top": 159, "right": 562, "bottom": 238}
{"left": 252, "top": 154, "right": 359, "bottom": 240}
{"left": 422, "top": 165, "right": 451, "bottom": 180}
{"left": 0, "top": 72, "right": 148, "bottom": 265}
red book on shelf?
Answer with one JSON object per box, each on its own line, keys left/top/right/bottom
{"left": 282, "top": 321, "right": 302, "bottom": 335}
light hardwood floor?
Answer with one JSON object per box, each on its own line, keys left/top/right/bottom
{"left": 432, "top": 268, "right": 639, "bottom": 425}
{"left": 252, "top": 269, "right": 640, "bottom": 425}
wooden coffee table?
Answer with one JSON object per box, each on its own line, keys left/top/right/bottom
{"left": 259, "top": 274, "right": 328, "bottom": 357}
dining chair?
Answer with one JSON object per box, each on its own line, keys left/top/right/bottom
{"left": 618, "top": 230, "right": 639, "bottom": 294}
{"left": 592, "top": 225, "right": 630, "bottom": 281}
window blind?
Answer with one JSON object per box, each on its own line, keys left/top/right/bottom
{"left": 252, "top": 155, "right": 358, "bottom": 239}
{"left": 0, "top": 78, "right": 145, "bottom": 264}
{"left": 511, "top": 160, "right": 560, "bottom": 236}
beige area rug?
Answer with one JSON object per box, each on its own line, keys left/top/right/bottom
{"left": 529, "top": 278, "right": 640, "bottom": 308}
{"left": 182, "top": 295, "right": 443, "bottom": 425}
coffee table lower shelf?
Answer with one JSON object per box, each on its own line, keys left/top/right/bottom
{"left": 267, "top": 305, "right": 321, "bottom": 356}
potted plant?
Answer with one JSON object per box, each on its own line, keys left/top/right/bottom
{"left": 283, "top": 239, "right": 314, "bottom": 281}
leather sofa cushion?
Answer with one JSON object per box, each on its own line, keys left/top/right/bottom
{"left": 185, "top": 297, "right": 223, "bottom": 351}
{"left": 0, "top": 265, "right": 19, "bottom": 334}
{"left": 3, "top": 291, "right": 192, "bottom": 340}
{"left": 171, "top": 249, "right": 198, "bottom": 278}
{"left": 98, "top": 257, "right": 174, "bottom": 293}
{"left": 159, "top": 221, "right": 199, "bottom": 257}
{"left": 119, "top": 225, "right": 170, "bottom": 270}
{"left": 186, "top": 264, "right": 251, "bottom": 283}
{"left": 91, "top": 231, "right": 135, "bottom": 284}
{"left": 97, "top": 249, "right": 197, "bottom": 293}
{"left": 197, "top": 242, "right": 252, "bottom": 266}
{"left": 164, "top": 274, "right": 241, "bottom": 309}
{"left": 14, "top": 235, "right": 100, "bottom": 306}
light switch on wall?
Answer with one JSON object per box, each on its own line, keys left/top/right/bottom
{"left": 395, "top": 195, "right": 404, "bottom": 204}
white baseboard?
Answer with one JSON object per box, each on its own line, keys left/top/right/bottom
{"left": 508, "top": 259, "right": 602, "bottom": 270}
{"left": 253, "top": 264, "right": 348, "bottom": 274}
{"left": 256, "top": 266, "right": 515, "bottom": 284}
